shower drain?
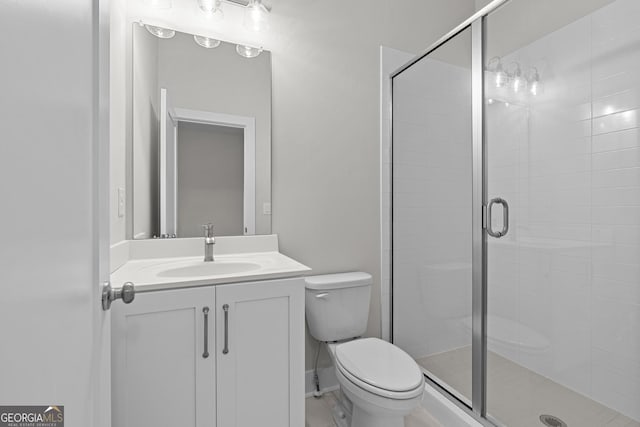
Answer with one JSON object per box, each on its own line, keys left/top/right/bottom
{"left": 539, "top": 414, "right": 567, "bottom": 427}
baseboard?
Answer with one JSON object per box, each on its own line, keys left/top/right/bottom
{"left": 305, "top": 366, "right": 339, "bottom": 397}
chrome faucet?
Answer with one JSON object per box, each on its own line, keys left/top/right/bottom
{"left": 203, "top": 223, "right": 215, "bottom": 262}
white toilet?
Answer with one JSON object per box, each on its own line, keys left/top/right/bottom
{"left": 305, "top": 272, "right": 425, "bottom": 427}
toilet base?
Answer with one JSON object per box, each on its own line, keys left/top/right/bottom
{"left": 331, "top": 392, "right": 351, "bottom": 427}
{"left": 332, "top": 383, "right": 417, "bottom": 427}
{"left": 351, "top": 405, "right": 405, "bottom": 427}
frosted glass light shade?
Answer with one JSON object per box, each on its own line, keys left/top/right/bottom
{"left": 198, "top": 0, "right": 224, "bottom": 19}
{"left": 145, "top": 25, "right": 175, "bottom": 39}
{"left": 244, "top": 0, "right": 269, "bottom": 32}
{"left": 236, "top": 44, "right": 263, "bottom": 58}
{"left": 145, "top": 0, "right": 172, "bottom": 9}
{"left": 194, "top": 35, "right": 222, "bottom": 49}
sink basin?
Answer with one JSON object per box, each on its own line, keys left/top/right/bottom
{"left": 156, "top": 260, "right": 262, "bottom": 278}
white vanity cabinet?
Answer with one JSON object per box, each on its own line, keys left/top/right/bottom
{"left": 111, "top": 286, "right": 216, "bottom": 427}
{"left": 216, "top": 279, "right": 305, "bottom": 427}
{"left": 111, "top": 277, "right": 304, "bottom": 427}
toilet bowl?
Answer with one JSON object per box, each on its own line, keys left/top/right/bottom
{"left": 305, "top": 273, "right": 425, "bottom": 427}
{"left": 329, "top": 338, "right": 425, "bottom": 427}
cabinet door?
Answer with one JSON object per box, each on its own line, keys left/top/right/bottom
{"left": 216, "top": 279, "right": 305, "bottom": 427}
{"left": 112, "top": 286, "right": 215, "bottom": 427}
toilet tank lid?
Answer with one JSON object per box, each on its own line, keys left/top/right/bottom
{"left": 304, "top": 272, "right": 372, "bottom": 290}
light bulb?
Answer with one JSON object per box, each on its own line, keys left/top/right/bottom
{"left": 194, "top": 35, "right": 221, "bottom": 49}
{"left": 198, "top": 0, "right": 223, "bottom": 19}
{"left": 236, "top": 44, "right": 263, "bottom": 58}
{"left": 244, "top": 0, "right": 270, "bottom": 32}
{"left": 145, "top": 24, "right": 175, "bottom": 39}
{"left": 145, "top": 0, "right": 171, "bottom": 9}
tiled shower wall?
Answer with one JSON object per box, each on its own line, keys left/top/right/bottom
{"left": 487, "top": 0, "right": 640, "bottom": 419}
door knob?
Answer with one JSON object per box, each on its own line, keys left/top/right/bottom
{"left": 102, "top": 282, "right": 136, "bottom": 311}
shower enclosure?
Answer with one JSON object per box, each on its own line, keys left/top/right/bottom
{"left": 391, "top": 0, "right": 640, "bottom": 426}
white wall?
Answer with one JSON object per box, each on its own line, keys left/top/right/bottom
{"left": 485, "top": 0, "right": 640, "bottom": 419}
{"left": 269, "top": 0, "right": 477, "bottom": 370}
{"left": 111, "top": 0, "right": 128, "bottom": 244}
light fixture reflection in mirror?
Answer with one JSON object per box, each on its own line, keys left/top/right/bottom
{"left": 236, "top": 44, "right": 263, "bottom": 58}
{"left": 194, "top": 35, "right": 222, "bottom": 49}
{"left": 145, "top": 24, "right": 176, "bottom": 39}
{"left": 244, "top": 0, "right": 270, "bottom": 32}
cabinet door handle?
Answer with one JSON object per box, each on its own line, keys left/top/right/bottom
{"left": 223, "top": 304, "right": 229, "bottom": 354}
{"left": 202, "top": 307, "right": 210, "bottom": 359}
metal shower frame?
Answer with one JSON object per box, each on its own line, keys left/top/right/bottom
{"left": 389, "top": 1, "right": 511, "bottom": 426}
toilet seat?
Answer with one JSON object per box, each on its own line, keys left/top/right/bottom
{"left": 334, "top": 338, "right": 424, "bottom": 400}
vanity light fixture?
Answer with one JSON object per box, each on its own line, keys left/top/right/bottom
{"left": 194, "top": 35, "right": 222, "bottom": 48}
{"left": 198, "top": 0, "right": 224, "bottom": 19}
{"left": 235, "top": 44, "right": 263, "bottom": 58}
{"left": 244, "top": 0, "right": 270, "bottom": 32}
{"left": 192, "top": 0, "right": 271, "bottom": 31}
{"left": 145, "top": 0, "right": 172, "bottom": 9}
{"left": 145, "top": 24, "right": 176, "bottom": 39}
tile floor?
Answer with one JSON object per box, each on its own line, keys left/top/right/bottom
{"left": 418, "top": 347, "right": 640, "bottom": 427}
{"left": 305, "top": 390, "right": 444, "bottom": 427}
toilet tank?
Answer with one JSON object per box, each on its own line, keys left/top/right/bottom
{"left": 304, "top": 272, "right": 372, "bottom": 342}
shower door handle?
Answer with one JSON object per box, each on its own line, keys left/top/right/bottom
{"left": 487, "top": 198, "right": 509, "bottom": 238}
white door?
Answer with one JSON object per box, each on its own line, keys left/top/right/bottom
{"left": 216, "top": 279, "right": 305, "bottom": 427}
{"left": 160, "top": 88, "right": 178, "bottom": 236}
{"left": 111, "top": 287, "right": 216, "bottom": 427}
{"left": 166, "top": 114, "right": 177, "bottom": 235}
{"left": 0, "top": 1, "right": 111, "bottom": 427}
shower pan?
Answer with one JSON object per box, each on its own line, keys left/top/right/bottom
{"left": 390, "top": 0, "right": 640, "bottom": 426}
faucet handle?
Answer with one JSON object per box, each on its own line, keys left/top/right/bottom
{"left": 202, "top": 223, "right": 214, "bottom": 237}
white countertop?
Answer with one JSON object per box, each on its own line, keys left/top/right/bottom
{"left": 110, "top": 235, "right": 312, "bottom": 292}
{"left": 111, "top": 251, "right": 311, "bottom": 292}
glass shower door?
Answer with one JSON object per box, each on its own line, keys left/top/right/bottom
{"left": 392, "top": 26, "right": 474, "bottom": 405}
{"left": 484, "top": 0, "right": 640, "bottom": 425}
{"left": 393, "top": 1, "right": 640, "bottom": 425}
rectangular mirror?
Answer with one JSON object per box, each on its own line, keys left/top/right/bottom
{"left": 132, "top": 23, "right": 271, "bottom": 239}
